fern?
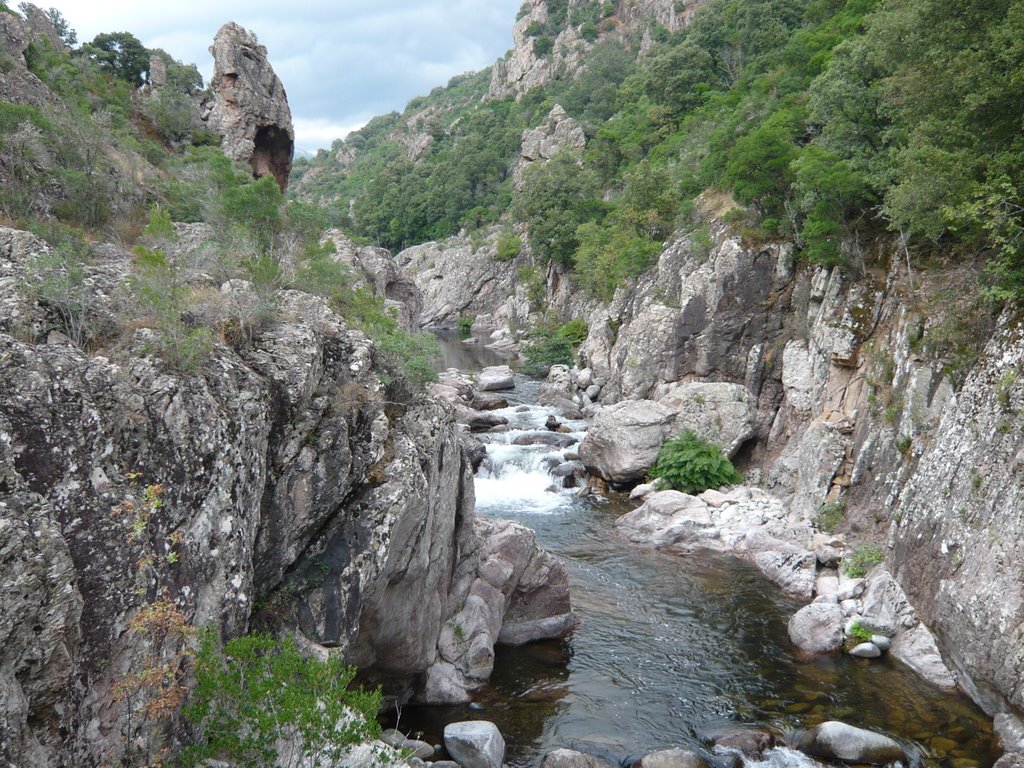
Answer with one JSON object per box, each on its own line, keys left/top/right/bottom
{"left": 648, "top": 430, "right": 743, "bottom": 495}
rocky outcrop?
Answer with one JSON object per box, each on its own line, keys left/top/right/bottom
{"left": 396, "top": 227, "right": 533, "bottom": 334}
{"left": 891, "top": 312, "right": 1024, "bottom": 715}
{"left": 0, "top": 11, "right": 57, "bottom": 105}
{"left": 205, "top": 22, "right": 294, "bottom": 190}
{"left": 426, "top": 518, "right": 574, "bottom": 703}
{"left": 322, "top": 230, "right": 421, "bottom": 331}
{"left": 0, "top": 225, "right": 570, "bottom": 764}
{"left": 514, "top": 105, "right": 586, "bottom": 187}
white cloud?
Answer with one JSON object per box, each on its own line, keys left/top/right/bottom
{"left": 47, "top": 0, "right": 522, "bottom": 150}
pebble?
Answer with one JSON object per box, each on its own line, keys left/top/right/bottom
{"left": 849, "top": 642, "right": 882, "bottom": 658}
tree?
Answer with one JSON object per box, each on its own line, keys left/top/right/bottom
{"left": 84, "top": 31, "right": 150, "bottom": 86}
{"left": 513, "top": 150, "right": 603, "bottom": 266}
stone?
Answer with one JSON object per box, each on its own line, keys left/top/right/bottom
{"left": 472, "top": 392, "right": 509, "bottom": 411}
{"left": 477, "top": 365, "right": 515, "bottom": 391}
{"left": 994, "top": 755, "right": 1024, "bottom": 768}
{"left": 630, "top": 483, "right": 658, "bottom": 499}
{"left": 996, "top": 713, "right": 1024, "bottom": 752}
{"left": 636, "top": 748, "right": 711, "bottom": 768}
{"left": 849, "top": 642, "right": 882, "bottom": 658}
{"left": 541, "top": 749, "right": 617, "bottom": 768}
{"left": 871, "top": 634, "right": 891, "bottom": 651}
{"left": 754, "top": 550, "right": 816, "bottom": 599}
{"left": 655, "top": 381, "right": 758, "bottom": 457}
{"left": 796, "top": 721, "right": 906, "bottom": 765}
{"left": 578, "top": 400, "right": 675, "bottom": 485}
{"left": 813, "top": 533, "right": 845, "bottom": 567}
{"left": 713, "top": 730, "right": 777, "bottom": 759}
{"left": 788, "top": 603, "right": 845, "bottom": 655}
{"left": 512, "top": 433, "right": 577, "bottom": 448}
{"left": 465, "top": 411, "right": 509, "bottom": 433}
{"left": 443, "top": 721, "right": 505, "bottom": 768}
{"left": 206, "top": 23, "right": 294, "bottom": 190}
{"left": 890, "top": 623, "right": 956, "bottom": 688}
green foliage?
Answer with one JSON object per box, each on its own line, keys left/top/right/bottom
{"left": 521, "top": 318, "right": 588, "bottom": 376}
{"left": 843, "top": 543, "right": 884, "bottom": 578}
{"left": 814, "top": 497, "right": 847, "bottom": 533}
{"left": 82, "top": 31, "right": 150, "bottom": 86}
{"left": 132, "top": 207, "right": 213, "bottom": 372}
{"left": 513, "top": 150, "right": 604, "bottom": 266}
{"left": 648, "top": 430, "right": 743, "bottom": 494}
{"left": 495, "top": 230, "right": 522, "bottom": 262}
{"left": 181, "top": 631, "right": 381, "bottom": 768}
{"left": 573, "top": 220, "right": 661, "bottom": 301}
{"left": 20, "top": 235, "right": 92, "bottom": 345}
{"left": 848, "top": 619, "right": 873, "bottom": 643}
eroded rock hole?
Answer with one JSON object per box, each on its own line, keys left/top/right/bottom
{"left": 251, "top": 124, "right": 293, "bottom": 192}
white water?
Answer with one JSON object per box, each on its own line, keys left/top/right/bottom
{"left": 473, "top": 400, "right": 588, "bottom": 516}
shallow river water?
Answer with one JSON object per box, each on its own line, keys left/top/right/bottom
{"left": 400, "top": 341, "right": 999, "bottom": 768}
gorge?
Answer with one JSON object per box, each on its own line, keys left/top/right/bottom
{"left": 1, "top": 1, "right": 1024, "bottom": 767}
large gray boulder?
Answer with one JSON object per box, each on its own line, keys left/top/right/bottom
{"left": 655, "top": 381, "right": 758, "bottom": 457}
{"left": 476, "top": 365, "right": 516, "bottom": 392}
{"left": 788, "top": 603, "right": 845, "bottom": 654}
{"left": 444, "top": 721, "right": 505, "bottom": 768}
{"left": 635, "top": 748, "right": 710, "bottom": 768}
{"left": 206, "top": 22, "right": 294, "bottom": 190}
{"left": 578, "top": 400, "right": 674, "bottom": 485}
{"left": 796, "top": 721, "right": 906, "bottom": 765}
{"left": 542, "top": 749, "right": 617, "bottom": 768}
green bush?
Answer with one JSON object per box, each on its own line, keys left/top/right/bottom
{"left": 813, "top": 497, "right": 847, "bottom": 533}
{"left": 521, "top": 318, "right": 588, "bottom": 377}
{"left": 848, "top": 619, "right": 873, "bottom": 643}
{"left": 648, "top": 430, "right": 743, "bottom": 494}
{"left": 843, "top": 544, "right": 885, "bottom": 578}
{"left": 181, "top": 631, "right": 381, "bottom": 768}
{"left": 495, "top": 230, "right": 522, "bottom": 262}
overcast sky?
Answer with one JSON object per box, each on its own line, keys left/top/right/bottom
{"left": 47, "top": 1, "right": 523, "bottom": 152}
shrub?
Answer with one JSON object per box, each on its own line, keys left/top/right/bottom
{"left": 495, "top": 230, "right": 522, "bottom": 262}
{"left": 648, "top": 430, "right": 743, "bottom": 494}
{"left": 181, "top": 631, "right": 381, "bottom": 768}
{"left": 813, "top": 497, "right": 847, "bottom": 533}
{"left": 847, "top": 619, "right": 873, "bottom": 643}
{"left": 843, "top": 543, "right": 884, "bottom": 578}
{"left": 521, "top": 318, "right": 587, "bottom": 377}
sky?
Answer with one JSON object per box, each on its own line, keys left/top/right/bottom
{"left": 46, "top": 1, "right": 524, "bottom": 153}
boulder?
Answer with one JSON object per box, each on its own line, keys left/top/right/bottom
{"left": 578, "top": 400, "right": 674, "bottom": 485}
{"left": 996, "top": 713, "right": 1024, "bottom": 752}
{"left": 655, "top": 381, "right": 758, "bottom": 457}
{"left": 754, "top": 550, "right": 816, "bottom": 599}
{"left": 444, "top": 721, "right": 505, "bottom": 768}
{"left": 206, "top": 23, "right": 294, "bottom": 190}
{"left": 788, "top": 603, "right": 845, "bottom": 654}
{"left": 477, "top": 365, "right": 515, "bottom": 391}
{"left": 994, "top": 755, "right": 1024, "bottom": 768}
{"left": 635, "top": 748, "right": 711, "bottom": 768}
{"left": 541, "top": 749, "right": 617, "bottom": 768}
{"left": 796, "top": 721, "right": 906, "bottom": 765}
{"left": 464, "top": 411, "right": 509, "bottom": 433}
{"left": 513, "top": 433, "right": 577, "bottom": 448}
{"left": 849, "top": 642, "right": 882, "bottom": 658}
{"left": 712, "top": 730, "right": 777, "bottom": 759}
{"left": 471, "top": 392, "right": 509, "bottom": 411}
{"left": 890, "top": 623, "right": 956, "bottom": 688}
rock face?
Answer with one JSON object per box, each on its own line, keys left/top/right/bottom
{"left": 206, "top": 22, "right": 294, "bottom": 190}
{"left": 513, "top": 105, "right": 586, "bottom": 188}
{"left": 796, "top": 721, "right": 906, "bottom": 765}
{"left": 890, "top": 316, "right": 1024, "bottom": 714}
{"left": 0, "top": 225, "right": 570, "bottom": 765}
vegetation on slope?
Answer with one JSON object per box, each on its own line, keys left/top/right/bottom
{"left": 0, "top": 3, "right": 436, "bottom": 396}
{"left": 295, "top": 0, "right": 1024, "bottom": 303}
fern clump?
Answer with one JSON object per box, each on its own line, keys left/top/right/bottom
{"left": 647, "top": 430, "right": 743, "bottom": 494}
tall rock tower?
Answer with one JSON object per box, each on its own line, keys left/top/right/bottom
{"left": 205, "top": 22, "right": 294, "bottom": 191}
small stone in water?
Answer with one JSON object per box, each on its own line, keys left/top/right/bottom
{"left": 849, "top": 642, "right": 882, "bottom": 658}
{"left": 871, "top": 634, "right": 892, "bottom": 651}
{"left": 468, "top": 701, "right": 485, "bottom": 711}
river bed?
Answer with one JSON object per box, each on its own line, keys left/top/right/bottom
{"left": 398, "top": 341, "right": 999, "bottom": 768}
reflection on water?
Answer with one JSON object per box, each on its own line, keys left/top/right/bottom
{"left": 402, "top": 339, "right": 999, "bottom": 768}
{"left": 430, "top": 331, "right": 517, "bottom": 373}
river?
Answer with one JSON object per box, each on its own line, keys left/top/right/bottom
{"left": 398, "top": 336, "right": 999, "bottom": 768}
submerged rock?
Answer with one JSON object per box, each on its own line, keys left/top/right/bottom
{"left": 635, "top": 748, "right": 711, "bottom": 768}
{"left": 796, "top": 721, "right": 906, "bottom": 765}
